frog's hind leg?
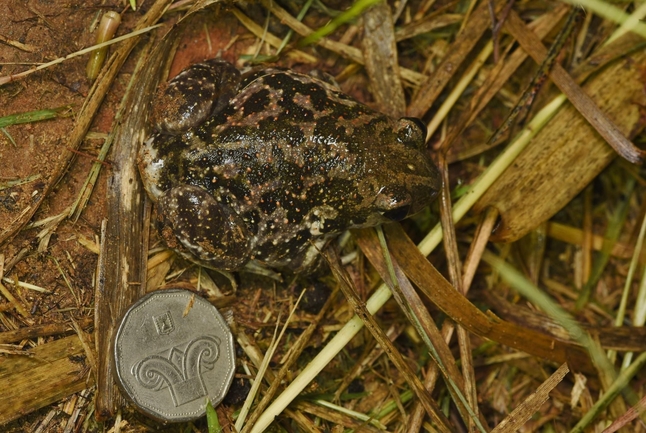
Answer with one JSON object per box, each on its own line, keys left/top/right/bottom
{"left": 152, "top": 59, "right": 241, "bottom": 134}
{"left": 157, "top": 185, "right": 251, "bottom": 270}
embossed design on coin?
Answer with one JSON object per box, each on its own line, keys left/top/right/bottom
{"left": 132, "top": 335, "right": 220, "bottom": 406}
{"left": 114, "top": 289, "right": 235, "bottom": 422}
{"left": 153, "top": 311, "right": 175, "bottom": 335}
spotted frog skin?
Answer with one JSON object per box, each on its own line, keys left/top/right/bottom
{"left": 138, "top": 59, "right": 441, "bottom": 271}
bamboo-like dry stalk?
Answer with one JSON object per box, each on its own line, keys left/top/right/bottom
{"left": 474, "top": 48, "right": 646, "bottom": 242}
{"left": 0, "top": 335, "right": 91, "bottom": 424}
{"left": 94, "top": 8, "right": 176, "bottom": 419}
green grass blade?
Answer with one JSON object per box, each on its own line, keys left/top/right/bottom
{"left": 298, "top": 0, "right": 382, "bottom": 46}
{"left": 0, "top": 106, "right": 70, "bottom": 128}
{"left": 206, "top": 399, "right": 221, "bottom": 433}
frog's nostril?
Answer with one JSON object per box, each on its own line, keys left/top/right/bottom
{"left": 382, "top": 205, "right": 410, "bottom": 221}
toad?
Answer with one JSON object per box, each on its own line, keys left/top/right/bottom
{"left": 138, "top": 59, "right": 441, "bottom": 271}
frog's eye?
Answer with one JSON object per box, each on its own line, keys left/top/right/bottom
{"left": 396, "top": 118, "right": 427, "bottom": 149}
{"left": 382, "top": 205, "right": 410, "bottom": 221}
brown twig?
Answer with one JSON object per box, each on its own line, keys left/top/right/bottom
{"left": 406, "top": 207, "right": 499, "bottom": 433}
{"left": 488, "top": 7, "right": 580, "bottom": 147}
{"left": 407, "top": 0, "right": 505, "bottom": 118}
{"left": 354, "top": 228, "right": 487, "bottom": 430}
{"left": 436, "top": 152, "right": 482, "bottom": 431}
{"left": 0, "top": 317, "right": 93, "bottom": 344}
{"left": 438, "top": 4, "right": 569, "bottom": 157}
{"left": 65, "top": 147, "right": 112, "bottom": 168}
{"left": 504, "top": 10, "right": 645, "bottom": 163}
{"left": 325, "top": 246, "right": 454, "bottom": 433}
{"left": 383, "top": 224, "right": 595, "bottom": 372}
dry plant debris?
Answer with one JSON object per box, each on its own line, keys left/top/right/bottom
{"left": 1, "top": 0, "right": 646, "bottom": 432}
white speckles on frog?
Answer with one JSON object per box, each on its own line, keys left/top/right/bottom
{"left": 138, "top": 59, "right": 441, "bottom": 271}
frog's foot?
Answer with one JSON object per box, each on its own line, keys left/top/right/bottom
{"left": 157, "top": 185, "right": 251, "bottom": 270}
{"left": 152, "top": 59, "right": 241, "bottom": 134}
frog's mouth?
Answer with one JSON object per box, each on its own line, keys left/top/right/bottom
{"left": 382, "top": 205, "right": 411, "bottom": 221}
{"left": 371, "top": 184, "right": 413, "bottom": 222}
{"left": 374, "top": 175, "right": 440, "bottom": 221}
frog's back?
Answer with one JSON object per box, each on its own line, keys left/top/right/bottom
{"left": 140, "top": 63, "right": 440, "bottom": 271}
{"left": 182, "top": 71, "right": 387, "bottom": 203}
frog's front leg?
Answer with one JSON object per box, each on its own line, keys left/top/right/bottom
{"left": 157, "top": 185, "right": 252, "bottom": 270}
{"left": 151, "top": 59, "right": 241, "bottom": 134}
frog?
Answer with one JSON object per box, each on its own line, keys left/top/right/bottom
{"left": 138, "top": 59, "right": 441, "bottom": 272}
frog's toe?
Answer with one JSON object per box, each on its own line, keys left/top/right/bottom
{"left": 157, "top": 185, "right": 251, "bottom": 270}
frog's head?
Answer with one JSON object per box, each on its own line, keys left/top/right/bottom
{"left": 367, "top": 117, "right": 441, "bottom": 222}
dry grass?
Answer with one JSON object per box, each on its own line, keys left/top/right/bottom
{"left": 1, "top": 0, "right": 646, "bottom": 431}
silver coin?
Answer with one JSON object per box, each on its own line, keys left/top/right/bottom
{"left": 114, "top": 289, "right": 235, "bottom": 422}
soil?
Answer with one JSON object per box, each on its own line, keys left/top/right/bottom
{"left": 1, "top": 2, "right": 110, "bottom": 327}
